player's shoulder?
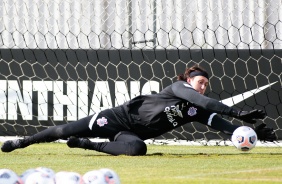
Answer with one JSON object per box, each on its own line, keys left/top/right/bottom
{"left": 160, "top": 81, "right": 193, "bottom": 96}
{"left": 172, "top": 80, "right": 193, "bottom": 89}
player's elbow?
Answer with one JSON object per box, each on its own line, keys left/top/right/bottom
{"left": 127, "top": 140, "right": 147, "bottom": 156}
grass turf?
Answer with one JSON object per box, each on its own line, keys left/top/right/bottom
{"left": 1, "top": 143, "right": 282, "bottom": 184}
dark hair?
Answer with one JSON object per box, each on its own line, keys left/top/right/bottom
{"left": 177, "top": 64, "right": 209, "bottom": 81}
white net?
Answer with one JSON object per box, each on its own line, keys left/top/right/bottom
{"left": 1, "top": 0, "right": 282, "bottom": 49}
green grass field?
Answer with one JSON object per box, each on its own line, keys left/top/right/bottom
{"left": 1, "top": 143, "right": 282, "bottom": 184}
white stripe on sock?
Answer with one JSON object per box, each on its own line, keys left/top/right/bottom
{"left": 208, "top": 113, "right": 217, "bottom": 126}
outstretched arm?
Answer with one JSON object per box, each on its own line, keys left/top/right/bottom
{"left": 171, "top": 81, "right": 234, "bottom": 115}
{"left": 207, "top": 115, "right": 239, "bottom": 135}
{"left": 171, "top": 81, "right": 265, "bottom": 124}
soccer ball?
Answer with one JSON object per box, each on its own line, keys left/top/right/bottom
{"left": 20, "top": 168, "right": 38, "bottom": 183}
{"left": 99, "top": 168, "right": 120, "bottom": 184}
{"left": 83, "top": 170, "right": 106, "bottom": 184}
{"left": 55, "top": 171, "right": 84, "bottom": 184}
{"left": 21, "top": 167, "right": 55, "bottom": 183}
{"left": 0, "top": 169, "right": 23, "bottom": 184}
{"left": 24, "top": 171, "right": 55, "bottom": 184}
{"left": 231, "top": 126, "right": 257, "bottom": 151}
{"left": 35, "top": 167, "right": 56, "bottom": 177}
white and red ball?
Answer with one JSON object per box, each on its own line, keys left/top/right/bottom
{"left": 0, "top": 169, "right": 23, "bottom": 184}
{"left": 83, "top": 170, "right": 106, "bottom": 184}
{"left": 20, "top": 168, "right": 38, "bottom": 183}
{"left": 35, "top": 167, "right": 55, "bottom": 177}
{"left": 25, "top": 170, "right": 55, "bottom": 184}
{"left": 55, "top": 171, "right": 84, "bottom": 184}
{"left": 231, "top": 126, "right": 257, "bottom": 151}
{"left": 99, "top": 168, "right": 120, "bottom": 184}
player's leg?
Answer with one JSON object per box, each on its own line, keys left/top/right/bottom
{"left": 67, "top": 131, "right": 147, "bottom": 156}
{"left": 1, "top": 115, "right": 94, "bottom": 152}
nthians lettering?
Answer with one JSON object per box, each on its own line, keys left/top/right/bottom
{"left": 0, "top": 80, "right": 160, "bottom": 121}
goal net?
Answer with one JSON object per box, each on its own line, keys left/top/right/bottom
{"left": 0, "top": 0, "right": 281, "bottom": 145}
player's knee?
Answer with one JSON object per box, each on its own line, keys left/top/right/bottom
{"left": 128, "top": 140, "right": 147, "bottom": 156}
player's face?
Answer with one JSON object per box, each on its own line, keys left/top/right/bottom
{"left": 187, "top": 76, "right": 209, "bottom": 95}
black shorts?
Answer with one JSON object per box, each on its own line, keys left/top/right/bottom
{"left": 89, "top": 108, "right": 131, "bottom": 140}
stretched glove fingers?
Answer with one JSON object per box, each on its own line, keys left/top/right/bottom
{"left": 265, "top": 134, "right": 276, "bottom": 142}
{"left": 257, "top": 110, "right": 266, "bottom": 119}
{"left": 265, "top": 128, "right": 274, "bottom": 133}
{"left": 251, "top": 109, "right": 266, "bottom": 119}
{"left": 256, "top": 124, "right": 276, "bottom": 142}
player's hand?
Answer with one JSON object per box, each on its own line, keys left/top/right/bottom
{"left": 255, "top": 123, "right": 277, "bottom": 142}
{"left": 234, "top": 109, "right": 266, "bottom": 124}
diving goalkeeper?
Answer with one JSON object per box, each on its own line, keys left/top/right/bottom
{"left": 1, "top": 65, "right": 276, "bottom": 155}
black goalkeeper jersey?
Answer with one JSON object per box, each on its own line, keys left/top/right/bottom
{"left": 110, "top": 80, "right": 235, "bottom": 139}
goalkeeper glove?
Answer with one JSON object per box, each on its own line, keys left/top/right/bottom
{"left": 255, "top": 123, "right": 277, "bottom": 142}
{"left": 231, "top": 109, "right": 266, "bottom": 124}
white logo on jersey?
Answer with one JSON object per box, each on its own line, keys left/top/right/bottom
{"left": 164, "top": 105, "right": 182, "bottom": 127}
{"left": 97, "top": 117, "right": 108, "bottom": 127}
{"left": 187, "top": 107, "right": 197, "bottom": 116}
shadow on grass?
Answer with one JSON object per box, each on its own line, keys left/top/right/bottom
{"left": 145, "top": 152, "right": 282, "bottom": 156}
{"left": 62, "top": 152, "right": 282, "bottom": 158}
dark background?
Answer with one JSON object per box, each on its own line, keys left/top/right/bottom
{"left": 0, "top": 49, "right": 281, "bottom": 140}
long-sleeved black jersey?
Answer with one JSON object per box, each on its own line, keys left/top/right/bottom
{"left": 108, "top": 80, "right": 236, "bottom": 139}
